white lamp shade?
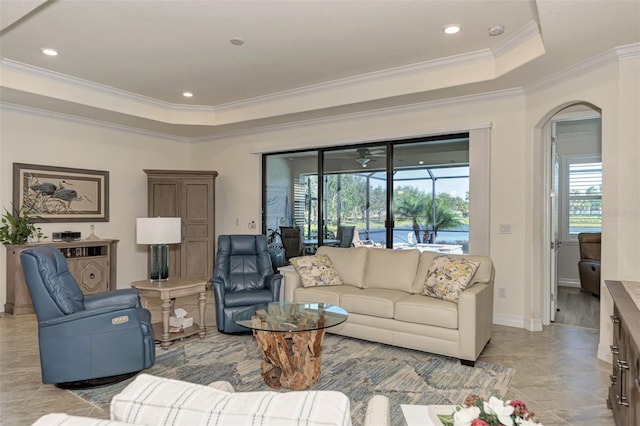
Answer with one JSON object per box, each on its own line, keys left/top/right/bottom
{"left": 136, "top": 217, "right": 181, "bottom": 245}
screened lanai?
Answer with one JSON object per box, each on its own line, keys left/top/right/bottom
{"left": 263, "top": 133, "right": 471, "bottom": 256}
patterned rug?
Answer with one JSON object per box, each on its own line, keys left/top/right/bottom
{"left": 71, "top": 332, "right": 514, "bottom": 425}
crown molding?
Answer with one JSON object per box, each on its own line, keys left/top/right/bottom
{"left": 523, "top": 42, "right": 640, "bottom": 94}
{"left": 1, "top": 59, "right": 216, "bottom": 114}
{"left": 0, "top": 101, "right": 191, "bottom": 142}
{"left": 616, "top": 42, "right": 640, "bottom": 60}
{"left": 196, "top": 88, "right": 521, "bottom": 143}
{"left": 213, "top": 49, "right": 494, "bottom": 113}
{"left": 491, "top": 20, "right": 541, "bottom": 59}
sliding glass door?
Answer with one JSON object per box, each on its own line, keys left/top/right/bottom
{"left": 392, "top": 138, "right": 470, "bottom": 253}
{"left": 262, "top": 133, "right": 472, "bottom": 256}
{"left": 323, "top": 146, "right": 387, "bottom": 247}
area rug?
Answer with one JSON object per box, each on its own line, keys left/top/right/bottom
{"left": 70, "top": 332, "right": 514, "bottom": 425}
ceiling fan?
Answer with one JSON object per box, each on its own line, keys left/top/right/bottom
{"left": 355, "top": 148, "right": 385, "bottom": 166}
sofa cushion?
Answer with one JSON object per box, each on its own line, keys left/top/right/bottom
{"left": 316, "top": 246, "right": 368, "bottom": 288}
{"left": 111, "top": 374, "right": 352, "bottom": 426}
{"left": 362, "top": 248, "right": 420, "bottom": 293}
{"left": 412, "top": 252, "right": 493, "bottom": 294}
{"left": 340, "top": 289, "right": 410, "bottom": 319}
{"left": 295, "top": 285, "right": 361, "bottom": 306}
{"left": 394, "top": 294, "right": 458, "bottom": 329}
{"left": 423, "top": 255, "right": 480, "bottom": 302}
{"left": 290, "top": 255, "right": 342, "bottom": 287}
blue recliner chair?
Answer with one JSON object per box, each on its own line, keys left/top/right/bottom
{"left": 211, "top": 235, "right": 282, "bottom": 333}
{"left": 20, "top": 245, "right": 155, "bottom": 387}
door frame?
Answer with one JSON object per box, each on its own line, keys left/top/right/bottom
{"left": 541, "top": 106, "right": 602, "bottom": 324}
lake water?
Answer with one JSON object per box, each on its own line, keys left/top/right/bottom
{"left": 360, "top": 227, "right": 469, "bottom": 245}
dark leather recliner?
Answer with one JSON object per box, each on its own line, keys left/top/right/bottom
{"left": 20, "top": 245, "right": 155, "bottom": 386}
{"left": 210, "top": 235, "right": 282, "bottom": 333}
{"left": 279, "top": 226, "right": 304, "bottom": 260}
{"left": 578, "top": 232, "right": 601, "bottom": 296}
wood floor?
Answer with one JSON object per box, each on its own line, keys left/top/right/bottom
{"left": 554, "top": 285, "right": 601, "bottom": 329}
{"left": 0, "top": 296, "right": 613, "bottom": 426}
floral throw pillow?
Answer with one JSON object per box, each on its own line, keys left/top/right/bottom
{"left": 290, "top": 255, "right": 343, "bottom": 288}
{"left": 423, "top": 255, "right": 480, "bottom": 303}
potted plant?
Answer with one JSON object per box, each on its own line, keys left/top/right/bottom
{"left": 0, "top": 204, "right": 46, "bottom": 245}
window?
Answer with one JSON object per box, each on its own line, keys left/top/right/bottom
{"left": 564, "top": 156, "right": 602, "bottom": 239}
{"left": 263, "top": 127, "right": 491, "bottom": 255}
{"left": 263, "top": 134, "right": 473, "bottom": 254}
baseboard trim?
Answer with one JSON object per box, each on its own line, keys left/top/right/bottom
{"left": 558, "top": 279, "right": 581, "bottom": 288}
{"left": 597, "top": 343, "right": 613, "bottom": 363}
{"left": 493, "top": 314, "right": 542, "bottom": 331}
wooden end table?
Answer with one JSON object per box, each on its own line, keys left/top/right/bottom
{"left": 233, "top": 302, "right": 348, "bottom": 390}
{"left": 130, "top": 277, "right": 207, "bottom": 349}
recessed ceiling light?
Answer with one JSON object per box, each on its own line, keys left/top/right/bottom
{"left": 182, "top": 92, "right": 193, "bottom": 98}
{"left": 488, "top": 25, "right": 505, "bottom": 36}
{"left": 443, "top": 24, "right": 461, "bottom": 35}
{"left": 41, "top": 48, "right": 58, "bottom": 56}
{"left": 230, "top": 37, "right": 245, "bottom": 46}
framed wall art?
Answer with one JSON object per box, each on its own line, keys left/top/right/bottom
{"left": 13, "top": 163, "right": 109, "bottom": 222}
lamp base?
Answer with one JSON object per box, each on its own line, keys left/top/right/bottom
{"left": 149, "top": 244, "right": 170, "bottom": 281}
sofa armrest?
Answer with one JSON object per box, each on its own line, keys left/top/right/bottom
{"left": 281, "top": 265, "right": 301, "bottom": 302}
{"left": 208, "top": 380, "right": 235, "bottom": 392}
{"left": 363, "top": 395, "right": 391, "bottom": 426}
{"left": 84, "top": 288, "right": 140, "bottom": 310}
{"left": 112, "top": 374, "right": 352, "bottom": 426}
{"left": 458, "top": 282, "right": 494, "bottom": 362}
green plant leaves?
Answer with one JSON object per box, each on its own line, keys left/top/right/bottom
{"left": 0, "top": 205, "right": 46, "bottom": 245}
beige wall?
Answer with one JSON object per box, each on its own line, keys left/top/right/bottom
{"left": 0, "top": 107, "right": 191, "bottom": 306}
{"left": 525, "top": 57, "right": 640, "bottom": 361}
{"left": 190, "top": 93, "right": 529, "bottom": 327}
{"left": 1, "top": 56, "right": 638, "bottom": 366}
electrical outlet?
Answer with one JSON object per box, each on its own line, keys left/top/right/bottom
{"left": 248, "top": 220, "right": 256, "bottom": 229}
{"left": 498, "top": 287, "right": 507, "bottom": 298}
{"left": 499, "top": 224, "right": 511, "bottom": 234}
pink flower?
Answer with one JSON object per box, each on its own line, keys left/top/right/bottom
{"left": 471, "top": 420, "right": 489, "bottom": 426}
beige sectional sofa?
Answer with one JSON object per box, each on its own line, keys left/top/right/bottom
{"left": 282, "top": 246, "right": 495, "bottom": 365}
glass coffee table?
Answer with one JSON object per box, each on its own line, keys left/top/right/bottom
{"left": 233, "top": 302, "right": 348, "bottom": 390}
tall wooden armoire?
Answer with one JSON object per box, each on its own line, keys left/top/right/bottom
{"left": 144, "top": 170, "right": 217, "bottom": 280}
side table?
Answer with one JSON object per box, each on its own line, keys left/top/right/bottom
{"left": 130, "top": 277, "right": 207, "bottom": 349}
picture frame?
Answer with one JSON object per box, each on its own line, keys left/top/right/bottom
{"left": 13, "top": 163, "right": 109, "bottom": 222}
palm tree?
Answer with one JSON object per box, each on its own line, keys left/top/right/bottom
{"left": 395, "top": 193, "right": 429, "bottom": 243}
{"left": 424, "top": 196, "right": 465, "bottom": 242}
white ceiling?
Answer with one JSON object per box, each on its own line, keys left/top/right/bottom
{"left": 0, "top": 0, "right": 638, "bottom": 139}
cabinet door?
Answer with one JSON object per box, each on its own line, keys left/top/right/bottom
{"left": 181, "top": 179, "right": 214, "bottom": 279}
{"left": 625, "top": 324, "right": 640, "bottom": 426}
{"left": 148, "top": 179, "right": 182, "bottom": 277}
{"left": 70, "top": 257, "right": 109, "bottom": 294}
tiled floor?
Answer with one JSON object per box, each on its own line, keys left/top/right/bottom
{"left": 0, "top": 308, "right": 613, "bottom": 425}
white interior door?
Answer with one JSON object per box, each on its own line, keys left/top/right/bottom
{"left": 550, "top": 124, "right": 560, "bottom": 321}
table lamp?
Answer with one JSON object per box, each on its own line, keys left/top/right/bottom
{"left": 136, "top": 217, "right": 181, "bottom": 281}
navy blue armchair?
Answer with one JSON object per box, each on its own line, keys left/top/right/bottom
{"left": 211, "top": 235, "right": 282, "bottom": 333}
{"left": 20, "top": 245, "right": 155, "bottom": 386}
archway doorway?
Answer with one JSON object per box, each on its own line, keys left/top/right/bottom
{"left": 539, "top": 103, "right": 602, "bottom": 326}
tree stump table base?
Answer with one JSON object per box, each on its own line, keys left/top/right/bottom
{"left": 253, "top": 327, "right": 326, "bottom": 390}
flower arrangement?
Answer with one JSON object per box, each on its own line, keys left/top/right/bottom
{"left": 438, "top": 395, "right": 543, "bottom": 426}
